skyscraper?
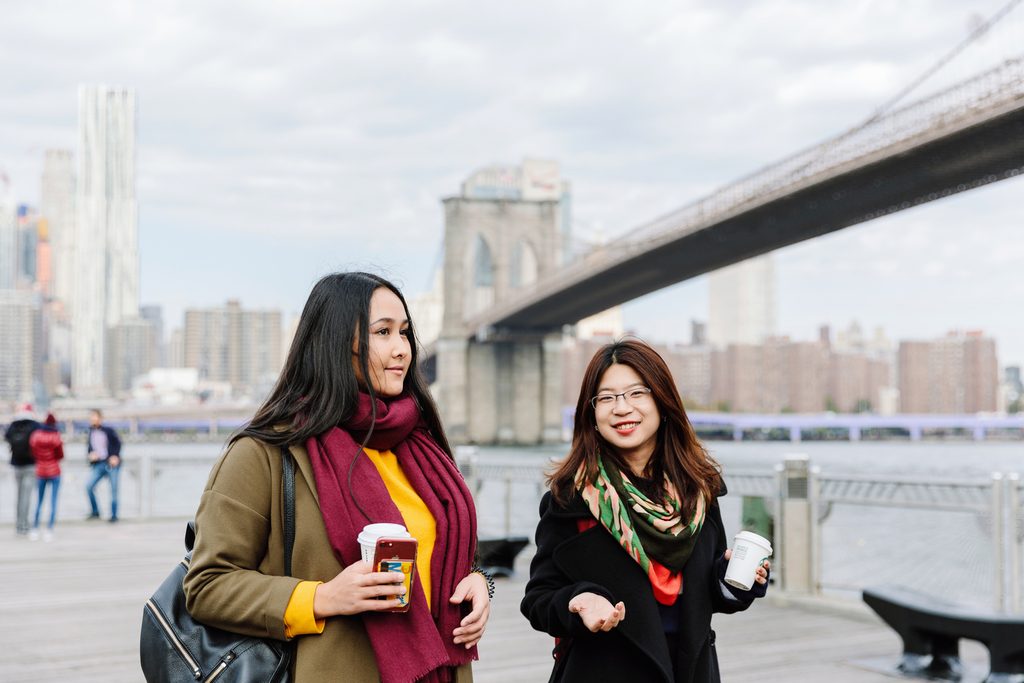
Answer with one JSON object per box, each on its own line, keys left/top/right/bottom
{"left": 0, "top": 290, "right": 38, "bottom": 401}
{"left": 16, "top": 206, "right": 40, "bottom": 285}
{"left": 183, "top": 300, "right": 283, "bottom": 396}
{"left": 707, "top": 254, "right": 776, "bottom": 347}
{"left": 105, "top": 317, "right": 156, "bottom": 396}
{"left": 72, "top": 86, "right": 139, "bottom": 395}
{"left": 0, "top": 196, "right": 15, "bottom": 289}
{"left": 40, "top": 149, "right": 75, "bottom": 316}
{"left": 140, "top": 304, "right": 165, "bottom": 366}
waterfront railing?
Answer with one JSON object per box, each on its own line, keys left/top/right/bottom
{"left": 456, "top": 448, "right": 1023, "bottom": 614}
{"left": 2, "top": 447, "right": 1020, "bottom": 613}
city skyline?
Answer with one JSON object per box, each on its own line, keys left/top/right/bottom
{"left": 1, "top": 1, "right": 1023, "bottom": 366}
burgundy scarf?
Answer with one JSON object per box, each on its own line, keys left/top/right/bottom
{"left": 306, "top": 393, "right": 478, "bottom": 683}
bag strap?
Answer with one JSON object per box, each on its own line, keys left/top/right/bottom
{"left": 281, "top": 445, "right": 296, "bottom": 577}
{"left": 185, "top": 446, "right": 297, "bottom": 577}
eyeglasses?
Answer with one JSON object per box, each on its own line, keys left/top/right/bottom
{"left": 590, "top": 387, "right": 653, "bottom": 411}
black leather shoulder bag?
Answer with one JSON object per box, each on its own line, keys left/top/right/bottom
{"left": 140, "top": 446, "right": 297, "bottom": 682}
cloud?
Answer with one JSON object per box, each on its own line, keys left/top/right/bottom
{"left": 1, "top": 0, "right": 1022, "bottom": 363}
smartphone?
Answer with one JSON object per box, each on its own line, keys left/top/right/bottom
{"left": 372, "top": 537, "right": 418, "bottom": 613}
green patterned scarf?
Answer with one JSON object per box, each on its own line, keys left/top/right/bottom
{"left": 576, "top": 454, "right": 705, "bottom": 573}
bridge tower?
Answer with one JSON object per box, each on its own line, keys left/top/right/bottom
{"left": 437, "top": 160, "right": 567, "bottom": 444}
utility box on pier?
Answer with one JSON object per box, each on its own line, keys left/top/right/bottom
{"left": 779, "top": 454, "right": 817, "bottom": 594}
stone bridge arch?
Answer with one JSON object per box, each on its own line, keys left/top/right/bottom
{"left": 438, "top": 188, "right": 565, "bottom": 444}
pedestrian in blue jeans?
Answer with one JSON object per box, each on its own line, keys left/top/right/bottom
{"left": 84, "top": 409, "right": 123, "bottom": 522}
{"left": 30, "top": 412, "right": 64, "bottom": 541}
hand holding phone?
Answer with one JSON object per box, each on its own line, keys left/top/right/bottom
{"left": 312, "top": 557, "right": 409, "bottom": 618}
{"left": 372, "top": 537, "right": 418, "bottom": 613}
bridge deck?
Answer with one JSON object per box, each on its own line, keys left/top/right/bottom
{"left": 0, "top": 519, "right": 991, "bottom": 682}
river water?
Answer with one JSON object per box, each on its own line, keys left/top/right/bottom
{"left": 465, "top": 440, "right": 1024, "bottom": 609}
{"left": 7, "top": 439, "right": 1021, "bottom": 609}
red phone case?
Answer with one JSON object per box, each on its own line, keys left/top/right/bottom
{"left": 372, "top": 537, "right": 418, "bottom": 613}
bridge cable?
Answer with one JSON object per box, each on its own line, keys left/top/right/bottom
{"left": 862, "top": 0, "right": 1023, "bottom": 126}
{"left": 775, "top": 0, "right": 1024, "bottom": 188}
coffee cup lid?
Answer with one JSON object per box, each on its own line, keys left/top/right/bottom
{"left": 734, "top": 530, "right": 773, "bottom": 554}
{"left": 358, "top": 523, "right": 410, "bottom": 544}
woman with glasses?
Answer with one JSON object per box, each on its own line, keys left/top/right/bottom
{"left": 521, "top": 338, "right": 769, "bottom": 683}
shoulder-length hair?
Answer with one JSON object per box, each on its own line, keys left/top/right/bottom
{"left": 234, "top": 271, "right": 451, "bottom": 455}
{"left": 549, "top": 338, "right": 720, "bottom": 515}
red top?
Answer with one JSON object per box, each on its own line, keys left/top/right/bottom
{"left": 29, "top": 429, "right": 63, "bottom": 478}
{"left": 576, "top": 517, "right": 682, "bottom": 605}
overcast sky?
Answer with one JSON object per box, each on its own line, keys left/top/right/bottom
{"left": 2, "top": 0, "right": 1022, "bottom": 365}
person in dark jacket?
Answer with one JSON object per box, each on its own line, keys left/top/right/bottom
{"left": 521, "top": 339, "right": 770, "bottom": 683}
{"left": 29, "top": 412, "right": 64, "bottom": 541}
{"left": 5, "top": 403, "right": 39, "bottom": 536}
{"left": 84, "top": 409, "right": 123, "bottom": 522}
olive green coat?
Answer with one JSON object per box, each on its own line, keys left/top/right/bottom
{"left": 182, "top": 436, "right": 474, "bottom": 682}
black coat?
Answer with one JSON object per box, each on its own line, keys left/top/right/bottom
{"left": 5, "top": 419, "right": 39, "bottom": 466}
{"left": 521, "top": 487, "right": 762, "bottom": 683}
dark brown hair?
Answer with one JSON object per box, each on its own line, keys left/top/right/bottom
{"left": 549, "top": 338, "right": 720, "bottom": 515}
{"left": 234, "top": 272, "right": 451, "bottom": 456}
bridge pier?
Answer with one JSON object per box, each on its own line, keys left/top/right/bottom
{"left": 541, "top": 333, "right": 563, "bottom": 443}
{"left": 849, "top": 425, "right": 861, "bottom": 442}
{"left": 438, "top": 334, "right": 563, "bottom": 445}
{"left": 437, "top": 337, "right": 471, "bottom": 444}
{"left": 790, "top": 426, "right": 802, "bottom": 443}
{"left": 436, "top": 165, "right": 568, "bottom": 445}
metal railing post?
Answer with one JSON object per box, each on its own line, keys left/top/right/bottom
{"left": 809, "top": 465, "right": 821, "bottom": 595}
{"left": 504, "top": 478, "right": 513, "bottom": 537}
{"left": 774, "top": 463, "right": 786, "bottom": 590}
{"left": 1008, "top": 472, "right": 1021, "bottom": 614}
{"left": 992, "top": 472, "right": 1005, "bottom": 612}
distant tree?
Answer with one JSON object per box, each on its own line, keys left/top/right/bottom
{"left": 824, "top": 396, "right": 838, "bottom": 412}
{"left": 855, "top": 399, "right": 872, "bottom": 413}
{"left": 715, "top": 401, "right": 732, "bottom": 413}
{"left": 780, "top": 405, "right": 794, "bottom": 414}
{"left": 1009, "top": 398, "right": 1022, "bottom": 415}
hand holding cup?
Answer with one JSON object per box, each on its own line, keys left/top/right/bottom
{"left": 724, "top": 548, "right": 770, "bottom": 586}
{"left": 724, "top": 531, "right": 773, "bottom": 591}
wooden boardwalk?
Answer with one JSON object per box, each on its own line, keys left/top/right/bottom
{"left": 0, "top": 519, "right": 991, "bottom": 682}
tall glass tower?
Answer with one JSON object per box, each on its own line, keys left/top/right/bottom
{"left": 72, "top": 85, "right": 138, "bottom": 395}
{"left": 707, "top": 254, "right": 776, "bottom": 347}
{"left": 41, "top": 149, "right": 76, "bottom": 316}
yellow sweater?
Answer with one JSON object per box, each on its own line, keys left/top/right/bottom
{"left": 283, "top": 447, "right": 438, "bottom": 637}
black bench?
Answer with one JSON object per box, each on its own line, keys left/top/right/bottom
{"left": 477, "top": 536, "right": 530, "bottom": 578}
{"left": 863, "top": 585, "right": 1024, "bottom": 682}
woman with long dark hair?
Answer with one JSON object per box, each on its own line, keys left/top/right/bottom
{"left": 521, "top": 339, "right": 769, "bottom": 682}
{"left": 184, "top": 272, "right": 490, "bottom": 682}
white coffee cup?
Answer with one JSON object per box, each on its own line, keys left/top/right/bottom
{"left": 357, "top": 523, "right": 411, "bottom": 565}
{"left": 724, "top": 530, "right": 773, "bottom": 591}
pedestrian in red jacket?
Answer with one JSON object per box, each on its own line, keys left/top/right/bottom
{"left": 29, "top": 413, "right": 64, "bottom": 541}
